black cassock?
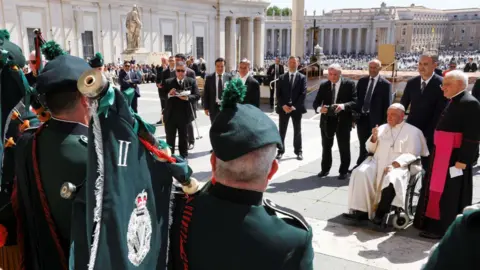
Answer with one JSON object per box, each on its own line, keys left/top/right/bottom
{"left": 414, "top": 91, "right": 480, "bottom": 235}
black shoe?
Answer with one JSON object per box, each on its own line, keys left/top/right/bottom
{"left": 348, "top": 165, "right": 359, "bottom": 174}
{"left": 296, "top": 153, "right": 303, "bottom": 160}
{"left": 317, "top": 171, "right": 329, "bottom": 177}
{"left": 371, "top": 215, "right": 384, "bottom": 226}
{"left": 188, "top": 144, "right": 195, "bottom": 150}
{"left": 342, "top": 211, "right": 368, "bottom": 221}
{"left": 338, "top": 174, "right": 348, "bottom": 180}
{"left": 210, "top": 149, "right": 213, "bottom": 153}
{"left": 276, "top": 153, "right": 283, "bottom": 160}
{"left": 156, "top": 119, "right": 163, "bottom": 125}
{"left": 419, "top": 231, "right": 442, "bottom": 240}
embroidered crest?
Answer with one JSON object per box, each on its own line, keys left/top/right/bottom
{"left": 127, "top": 190, "right": 152, "bottom": 266}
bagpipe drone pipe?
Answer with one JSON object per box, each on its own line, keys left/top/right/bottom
{"left": 74, "top": 68, "right": 199, "bottom": 270}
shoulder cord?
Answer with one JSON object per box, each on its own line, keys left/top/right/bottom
{"left": 31, "top": 125, "right": 68, "bottom": 270}
{"left": 179, "top": 195, "right": 195, "bottom": 270}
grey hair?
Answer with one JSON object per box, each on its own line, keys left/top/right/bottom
{"left": 215, "top": 144, "right": 277, "bottom": 183}
{"left": 176, "top": 61, "right": 186, "bottom": 67}
{"left": 328, "top": 63, "right": 342, "bottom": 73}
{"left": 369, "top": 59, "right": 382, "bottom": 67}
{"left": 420, "top": 51, "right": 438, "bottom": 63}
{"left": 445, "top": 70, "right": 469, "bottom": 90}
{"left": 240, "top": 58, "right": 251, "bottom": 65}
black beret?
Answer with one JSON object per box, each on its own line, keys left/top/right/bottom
{"left": 0, "top": 30, "right": 25, "bottom": 69}
{"left": 36, "top": 54, "right": 91, "bottom": 95}
{"left": 209, "top": 79, "right": 281, "bottom": 161}
{"left": 88, "top": 52, "right": 104, "bottom": 68}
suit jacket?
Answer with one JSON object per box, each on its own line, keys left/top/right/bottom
{"left": 464, "top": 62, "right": 478, "bottom": 73}
{"left": 276, "top": 72, "right": 307, "bottom": 115}
{"left": 472, "top": 78, "right": 480, "bottom": 101}
{"left": 118, "top": 69, "right": 141, "bottom": 96}
{"left": 190, "top": 63, "right": 200, "bottom": 76}
{"left": 355, "top": 76, "right": 392, "bottom": 128}
{"left": 313, "top": 78, "right": 357, "bottom": 131}
{"left": 267, "top": 64, "right": 284, "bottom": 81}
{"left": 400, "top": 74, "right": 447, "bottom": 144}
{"left": 163, "top": 77, "right": 200, "bottom": 124}
{"left": 202, "top": 72, "right": 233, "bottom": 115}
{"left": 160, "top": 67, "right": 177, "bottom": 99}
{"left": 242, "top": 76, "right": 260, "bottom": 108}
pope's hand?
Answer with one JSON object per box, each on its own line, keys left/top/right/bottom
{"left": 455, "top": 162, "right": 466, "bottom": 170}
{"left": 372, "top": 125, "right": 379, "bottom": 139}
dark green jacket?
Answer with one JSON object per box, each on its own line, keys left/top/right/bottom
{"left": 169, "top": 182, "right": 314, "bottom": 270}
{"left": 423, "top": 208, "right": 480, "bottom": 269}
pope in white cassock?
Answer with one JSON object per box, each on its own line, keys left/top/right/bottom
{"left": 344, "top": 103, "right": 429, "bottom": 225}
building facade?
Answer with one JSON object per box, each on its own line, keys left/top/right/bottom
{"left": 0, "top": 0, "right": 269, "bottom": 71}
{"left": 265, "top": 3, "right": 480, "bottom": 56}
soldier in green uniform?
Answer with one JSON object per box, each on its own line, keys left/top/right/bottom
{"left": 422, "top": 204, "right": 480, "bottom": 270}
{"left": 13, "top": 41, "right": 91, "bottom": 270}
{"left": 169, "top": 78, "right": 315, "bottom": 270}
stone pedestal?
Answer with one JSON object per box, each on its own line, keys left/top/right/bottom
{"left": 291, "top": 0, "right": 305, "bottom": 57}
{"left": 121, "top": 48, "right": 170, "bottom": 65}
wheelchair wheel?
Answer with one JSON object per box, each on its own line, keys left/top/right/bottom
{"left": 405, "top": 171, "right": 423, "bottom": 220}
{"left": 392, "top": 212, "right": 410, "bottom": 230}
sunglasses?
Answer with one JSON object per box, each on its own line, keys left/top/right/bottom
{"left": 176, "top": 69, "right": 185, "bottom": 73}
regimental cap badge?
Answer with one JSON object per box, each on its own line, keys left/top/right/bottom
{"left": 135, "top": 190, "right": 148, "bottom": 210}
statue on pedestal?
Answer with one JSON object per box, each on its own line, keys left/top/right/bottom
{"left": 126, "top": 5, "right": 142, "bottom": 51}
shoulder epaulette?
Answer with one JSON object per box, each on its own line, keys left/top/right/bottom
{"left": 263, "top": 198, "right": 309, "bottom": 230}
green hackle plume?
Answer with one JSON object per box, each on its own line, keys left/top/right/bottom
{"left": 94, "top": 52, "right": 103, "bottom": 61}
{"left": 0, "top": 29, "right": 10, "bottom": 41}
{"left": 220, "top": 78, "right": 247, "bottom": 111}
{"left": 41, "top": 40, "right": 66, "bottom": 61}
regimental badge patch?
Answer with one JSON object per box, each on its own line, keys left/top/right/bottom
{"left": 127, "top": 190, "right": 152, "bottom": 266}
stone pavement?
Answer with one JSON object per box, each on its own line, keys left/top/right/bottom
{"left": 136, "top": 83, "right": 480, "bottom": 269}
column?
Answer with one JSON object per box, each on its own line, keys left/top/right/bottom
{"left": 279, "top": 28, "right": 283, "bottom": 56}
{"left": 328, "top": 28, "right": 333, "bottom": 54}
{"left": 386, "top": 26, "right": 391, "bottom": 44}
{"left": 346, "top": 28, "right": 352, "bottom": 54}
{"left": 356, "top": 28, "right": 362, "bottom": 54}
{"left": 216, "top": 15, "right": 226, "bottom": 58}
{"left": 371, "top": 27, "right": 376, "bottom": 53}
{"left": 270, "top": 29, "right": 274, "bottom": 54}
{"left": 254, "top": 18, "right": 265, "bottom": 69}
{"left": 320, "top": 29, "right": 324, "bottom": 48}
{"left": 337, "top": 28, "right": 343, "bottom": 55}
{"left": 247, "top": 17, "right": 254, "bottom": 66}
{"left": 99, "top": 3, "right": 113, "bottom": 63}
{"left": 228, "top": 17, "right": 237, "bottom": 71}
{"left": 291, "top": 0, "right": 305, "bottom": 57}
{"left": 304, "top": 27, "right": 308, "bottom": 54}
{"left": 366, "top": 27, "right": 371, "bottom": 54}
{"left": 61, "top": 1, "right": 80, "bottom": 57}
{"left": 287, "top": 28, "right": 291, "bottom": 55}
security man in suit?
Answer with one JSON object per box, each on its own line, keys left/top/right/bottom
{"left": 313, "top": 64, "right": 357, "bottom": 180}
{"left": 118, "top": 60, "right": 142, "bottom": 112}
{"left": 401, "top": 52, "right": 447, "bottom": 169}
{"left": 237, "top": 58, "right": 260, "bottom": 107}
{"left": 463, "top": 57, "right": 478, "bottom": 73}
{"left": 352, "top": 59, "right": 392, "bottom": 169}
{"left": 163, "top": 61, "right": 200, "bottom": 159}
{"left": 13, "top": 41, "right": 90, "bottom": 269}
{"left": 203, "top": 57, "right": 233, "bottom": 123}
{"left": 267, "top": 57, "right": 284, "bottom": 109}
{"left": 155, "top": 56, "right": 168, "bottom": 125}
{"left": 169, "top": 78, "right": 314, "bottom": 270}
{"left": 276, "top": 56, "right": 307, "bottom": 161}
{"left": 174, "top": 53, "right": 196, "bottom": 150}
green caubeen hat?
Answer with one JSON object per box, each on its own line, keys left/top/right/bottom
{"left": 36, "top": 40, "right": 91, "bottom": 95}
{"left": 88, "top": 52, "right": 104, "bottom": 68}
{"left": 209, "top": 78, "right": 282, "bottom": 162}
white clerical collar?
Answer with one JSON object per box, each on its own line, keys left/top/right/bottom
{"left": 421, "top": 72, "right": 435, "bottom": 85}
{"left": 450, "top": 90, "right": 465, "bottom": 99}
{"left": 390, "top": 121, "right": 405, "bottom": 130}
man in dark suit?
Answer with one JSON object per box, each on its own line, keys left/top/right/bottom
{"left": 401, "top": 52, "right": 447, "bottom": 169}
{"left": 267, "top": 57, "right": 284, "bottom": 109}
{"left": 313, "top": 64, "right": 357, "bottom": 180}
{"left": 237, "top": 58, "right": 260, "bottom": 107}
{"left": 276, "top": 56, "right": 307, "bottom": 161}
{"left": 118, "top": 61, "right": 142, "bottom": 113}
{"left": 175, "top": 53, "right": 196, "bottom": 149}
{"left": 155, "top": 56, "right": 168, "bottom": 124}
{"left": 464, "top": 57, "right": 478, "bottom": 73}
{"left": 471, "top": 77, "right": 480, "bottom": 164}
{"left": 203, "top": 57, "right": 233, "bottom": 123}
{"left": 352, "top": 59, "right": 392, "bottom": 169}
{"left": 163, "top": 61, "right": 200, "bottom": 158}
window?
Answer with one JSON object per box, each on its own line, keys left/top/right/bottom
{"left": 469, "top": 42, "right": 474, "bottom": 47}
{"left": 196, "top": 37, "right": 204, "bottom": 58}
{"left": 81, "top": 31, "right": 94, "bottom": 60}
{"left": 26, "top": 27, "right": 37, "bottom": 53}
{"left": 164, "top": 35, "right": 173, "bottom": 53}
{"left": 402, "top": 28, "right": 406, "bottom": 36}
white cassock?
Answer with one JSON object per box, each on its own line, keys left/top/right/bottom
{"left": 347, "top": 121, "right": 429, "bottom": 219}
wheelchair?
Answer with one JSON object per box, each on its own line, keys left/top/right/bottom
{"left": 379, "top": 160, "right": 424, "bottom": 230}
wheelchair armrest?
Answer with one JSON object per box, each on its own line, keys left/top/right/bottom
{"left": 408, "top": 158, "right": 423, "bottom": 175}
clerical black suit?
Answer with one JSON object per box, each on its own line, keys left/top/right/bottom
{"left": 414, "top": 91, "right": 480, "bottom": 236}
{"left": 354, "top": 75, "right": 392, "bottom": 166}
{"left": 156, "top": 65, "right": 167, "bottom": 112}
{"left": 276, "top": 72, "right": 307, "bottom": 155}
{"left": 118, "top": 69, "right": 142, "bottom": 112}
{"left": 267, "top": 64, "right": 285, "bottom": 107}
{"left": 242, "top": 76, "right": 261, "bottom": 108}
{"left": 313, "top": 78, "right": 357, "bottom": 175}
{"left": 400, "top": 74, "right": 447, "bottom": 168}
{"left": 464, "top": 62, "right": 478, "bottom": 73}
{"left": 163, "top": 77, "right": 200, "bottom": 158}
{"left": 203, "top": 72, "right": 233, "bottom": 123}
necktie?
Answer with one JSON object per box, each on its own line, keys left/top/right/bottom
{"left": 179, "top": 80, "right": 183, "bottom": 89}
{"left": 362, "top": 78, "right": 375, "bottom": 113}
{"left": 290, "top": 74, "right": 294, "bottom": 89}
{"left": 421, "top": 81, "right": 427, "bottom": 94}
{"left": 332, "top": 83, "right": 336, "bottom": 104}
{"left": 218, "top": 75, "right": 223, "bottom": 100}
